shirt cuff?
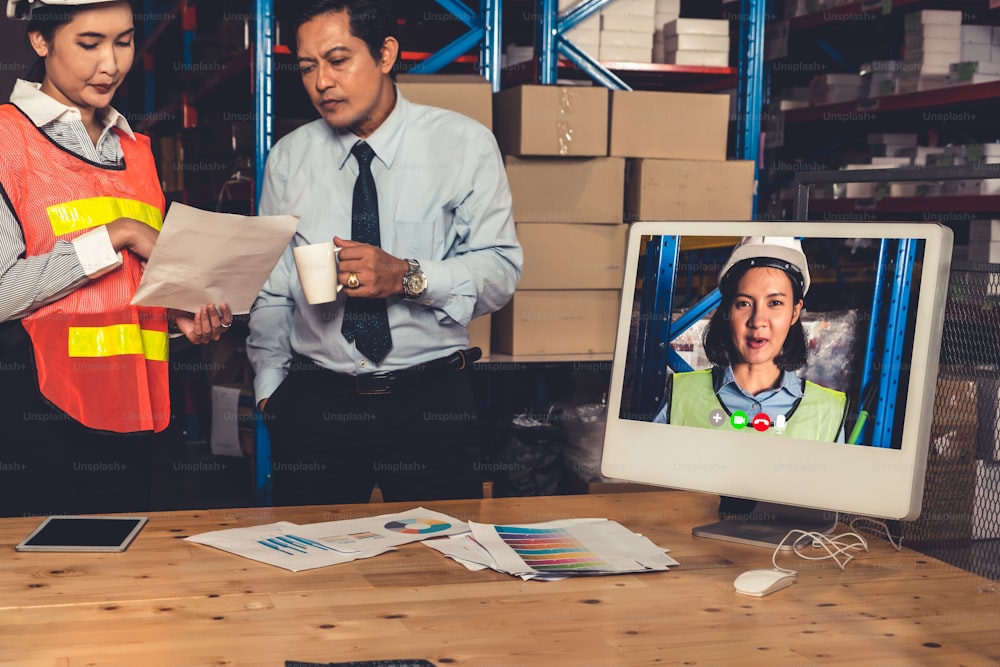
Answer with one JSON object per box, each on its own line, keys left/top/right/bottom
{"left": 254, "top": 367, "right": 289, "bottom": 406}
{"left": 72, "top": 227, "right": 123, "bottom": 278}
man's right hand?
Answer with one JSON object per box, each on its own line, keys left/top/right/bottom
{"left": 106, "top": 218, "right": 159, "bottom": 260}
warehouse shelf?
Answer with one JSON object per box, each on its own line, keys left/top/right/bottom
{"left": 788, "top": 0, "right": 991, "bottom": 31}
{"left": 783, "top": 80, "right": 1000, "bottom": 123}
{"left": 502, "top": 58, "right": 737, "bottom": 91}
{"left": 801, "top": 194, "right": 1000, "bottom": 215}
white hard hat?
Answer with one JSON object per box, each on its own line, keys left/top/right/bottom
{"left": 718, "top": 236, "right": 811, "bottom": 296}
{"left": 6, "top": 0, "right": 120, "bottom": 20}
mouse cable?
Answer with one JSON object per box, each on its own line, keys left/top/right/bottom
{"left": 848, "top": 515, "right": 903, "bottom": 551}
{"left": 771, "top": 527, "right": 869, "bottom": 572}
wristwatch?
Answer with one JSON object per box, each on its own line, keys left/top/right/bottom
{"left": 402, "top": 259, "right": 427, "bottom": 300}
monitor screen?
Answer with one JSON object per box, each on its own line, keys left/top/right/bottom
{"left": 601, "top": 221, "right": 952, "bottom": 536}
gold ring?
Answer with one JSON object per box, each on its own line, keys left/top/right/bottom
{"left": 347, "top": 272, "right": 360, "bottom": 289}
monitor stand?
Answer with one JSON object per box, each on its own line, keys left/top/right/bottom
{"left": 692, "top": 499, "right": 838, "bottom": 550}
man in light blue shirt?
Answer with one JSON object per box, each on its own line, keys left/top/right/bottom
{"left": 247, "top": 0, "right": 522, "bottom": 506}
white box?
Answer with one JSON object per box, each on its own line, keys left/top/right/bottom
{"left": 962, "top": 24, "right": 994, "bottom": 45}
{"left": 663, "top": 18, "right": 729, "bottom": 37}
{"left": 904, "top": 10, "right": 962, "bottom": 28}
{"left": 968, "top": 240, "right": 1000, "bottom": 263}
{"left": 969, "top": 219, "right": 1000, "bottom": 242}
{"left": 655, "top": 0, "right": 680, "bottom": 13}
{"left": 905, "top": 24, "right": 962, "bottom": 42}
{"left": 601, "top": 0, "right": 655, "bottom": 17}
{"left": 601, "top": 14, "right": 656, "bottom": 33}
{"left": 962, "top": 43, "right": 993, "bottom": 63}
{"left": 599, "top": 44, "right": 653, "bottom": 63}
{"left": 600, "top": 29, "right": 653, "bottom": 49}
{"left": 663, "top": 33, "right": 729, "bottom": 52}
{"left": 664, "top": 50, "right": 729, "bottom": 67}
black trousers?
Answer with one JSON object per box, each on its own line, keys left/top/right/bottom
{"left": 0, "top": 330, "right": 160, "bottom": 518}
{"left": 263, "top": 357, "right": 483, "bottom": 506}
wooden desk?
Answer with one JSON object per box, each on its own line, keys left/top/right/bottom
{"left": 1, "top": 491, "right": 998, "bottom": 666}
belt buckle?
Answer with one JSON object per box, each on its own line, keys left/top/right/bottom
{"left": 356, "top": 372, "right": 393, "bottom": 395}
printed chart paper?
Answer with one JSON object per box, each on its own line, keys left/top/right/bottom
{"left": 185, "top": 508, "right": 468, "bottom": 572}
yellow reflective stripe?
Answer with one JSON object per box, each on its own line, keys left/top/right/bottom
{"left": 68, "top": 325, "right": 169, "bottom": 362}
{"left": 47, "top": 197, "right": 163, "bottom": 237}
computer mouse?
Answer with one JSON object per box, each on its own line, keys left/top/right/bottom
{"left": 733, "top": 569, "right": 796, "bottom": 597}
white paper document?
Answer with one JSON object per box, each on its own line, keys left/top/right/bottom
{"left": 131, "top": 202, "right": 297, "bottom": 314}
{"left": 426, "top": 518, "right": 678, "bottom": 581}
{"left": 185, "top": 507, "right": 469, "bottom": 572}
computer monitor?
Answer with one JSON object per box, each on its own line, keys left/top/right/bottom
{"left": 601, "top": 221, "right": 953, "bottom": 548}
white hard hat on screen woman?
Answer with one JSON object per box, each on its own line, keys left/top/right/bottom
{"left": 6, "top": 0, "right": 121, "bottom": 20}
{"left": 718, "top": 236, "right": 812, "bottom": 297}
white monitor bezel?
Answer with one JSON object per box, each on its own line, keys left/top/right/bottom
{"left": 601, "top": 221, "right": 953, "bottom": 521}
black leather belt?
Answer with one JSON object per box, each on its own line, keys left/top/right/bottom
{"left": 295, "top": 347, "right": 481, "bottom": 395}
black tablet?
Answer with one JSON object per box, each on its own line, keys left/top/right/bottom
{"left": 15, "top": 516, "right": 148, "bottom": 552}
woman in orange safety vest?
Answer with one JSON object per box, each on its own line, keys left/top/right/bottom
{"left": 0, "top": 0, "right": 232, "bottom": 517}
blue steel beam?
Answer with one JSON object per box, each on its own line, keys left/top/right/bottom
{"left": 254, "top": 0, "right": 275, "bottom": 506}
{"left": 434, "top": 0, "right": 479, "bottom": 28}
{"left": 631, "top": 236, "right": 679, "bottom": 420}
{"left": 558, "top": 36, "right": 630, "bottom": 90}
{"left": 480, "top": 0, "right": 503, "bottom": 91}
{"left": 873, "top": 240, "right": 915, "bottom": 448}
{"left": 409, "top": 24, "right": 485, "bottom": 74}
{"left": 737, "top": 0, "right": 766, "bottom": 210}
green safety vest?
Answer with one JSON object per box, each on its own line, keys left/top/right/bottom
{"left": 671, "top": 369, "right": 848, "bottom": 441}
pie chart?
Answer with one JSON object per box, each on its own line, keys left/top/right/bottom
{"left": 384, "top": 518, "right": 452, "bottom": 535}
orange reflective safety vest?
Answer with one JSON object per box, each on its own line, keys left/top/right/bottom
{"left": 0, "top": 104, "right": 169, "bottom": 433}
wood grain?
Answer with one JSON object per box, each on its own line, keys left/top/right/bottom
{"left": 0, "top": 491, "right": 997, "bottom": 666}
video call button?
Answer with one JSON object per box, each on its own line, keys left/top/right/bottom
{"left": 730, "top": 411, "right": 748, "bottom": 430}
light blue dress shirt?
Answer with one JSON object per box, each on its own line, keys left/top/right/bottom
{"left": 652, "top": 365, "right": 846, "bottom": 442}
{"left": 247, "top": 90, "right": 523, "bottom": 402}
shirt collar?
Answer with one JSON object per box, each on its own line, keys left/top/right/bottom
{"left": 10, "top": 79, "right": 136, "bottom": 140}
{"left": 715, "top": 364, "right": 804, "bottom": 399}
{"left": 333, "top": 85, "right": 409, "bottom": 171}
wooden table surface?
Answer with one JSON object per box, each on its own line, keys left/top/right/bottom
{"left": 1, "top": 490, "right": 998, "bottom": 667}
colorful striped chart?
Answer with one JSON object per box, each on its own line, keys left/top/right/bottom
{"left": 495, "top": 526, "right": 609, "bottom": 572}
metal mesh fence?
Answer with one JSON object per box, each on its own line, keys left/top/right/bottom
{"left": 904, "top": 262, "right": 1000, "bottom": 579}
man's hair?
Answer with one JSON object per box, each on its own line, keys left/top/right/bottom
{"left": 293, "top": 0, "right": 398, "bottom": 65}
{"left": 702, "top": 278, "right": 809, "bottom": 372}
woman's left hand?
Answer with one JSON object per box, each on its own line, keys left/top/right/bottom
{"left": 171, "top": 303, "right": 233, "bottom": 344}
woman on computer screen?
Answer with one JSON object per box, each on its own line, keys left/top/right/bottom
{"left": 652, "top": 236, "right": 848, "bottom": 443}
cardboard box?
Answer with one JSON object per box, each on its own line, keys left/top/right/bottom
{"left": 609, "top": 90, "right": 729, "bottom": 160}
{"left": 517, "top": 223, "right": 627, "bottom": 289}
{"left": 663, "top": 50, "right": 730, "bottom": 67}
{"left": 663, "top": 33, "right": 730, "bottom": 52}
{"left": 625, "top": 158, "right": 754, "bottom": 221}
{"left": 492, "top": 290, "right": 620, "bottom": 355}
{"left": 493, "top": 85, "right": 609, "bottom": 157}
{"left": 469, "top": 314, "right": 491, "bottom": 358}
{"left": 505, "top": 156, "right": 625, "bottom": 223}
{"left": 662, "top": 18, "right": 729, "bottom": 36}
{"left": 396, "top": 73, "right": 493, "bottom": 130}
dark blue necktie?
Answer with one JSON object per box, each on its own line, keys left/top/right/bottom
{"left": 341, "top": 141, "right": 392, "bottom": 364}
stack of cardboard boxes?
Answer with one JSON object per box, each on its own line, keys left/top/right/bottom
{"left": 493, "top": 83, "right": 754, "bottom": 356}
{"left": 395, "top": 74, "right": 753, "bottom": 358}
{"left": 493, "top": 85, "right": 626, "bottom": 355}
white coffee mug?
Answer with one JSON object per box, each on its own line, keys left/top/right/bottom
{"left": 292, "top": 241, "right": 342, "bottom": 304}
